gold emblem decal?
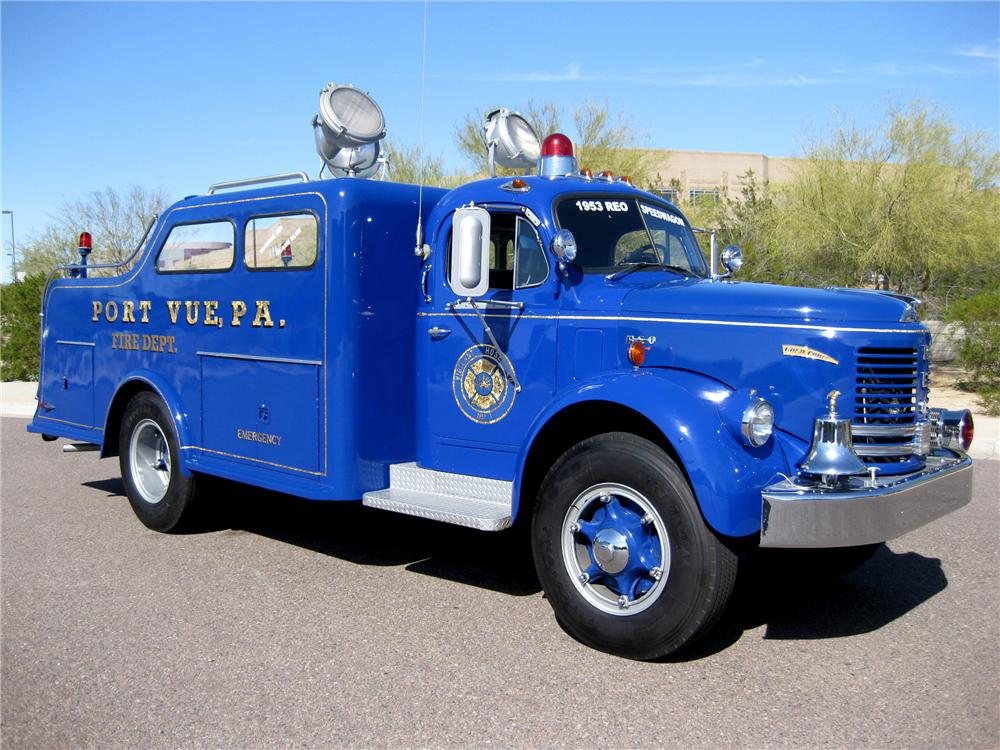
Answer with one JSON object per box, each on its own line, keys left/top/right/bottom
{"left": 782, "top": 344, "right": 838, "bottom": 365}
{"left": 452, "top": 344, "right": 516, "bottom": 424}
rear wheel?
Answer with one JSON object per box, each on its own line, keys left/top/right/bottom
{"left": 532, "top": 432, "right": 737, "bottom": 660}
{"left": 119, "top": 391, "right": 199, "bottom": 532}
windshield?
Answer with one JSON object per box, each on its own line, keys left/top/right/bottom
{"left": 555, "top": 197, "right": 708, "bottom": 277}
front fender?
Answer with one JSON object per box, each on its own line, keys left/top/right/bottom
{"left": 513, "top": 368, "right": 793, "bottom": 537}
{"left": 106, "top": 370, "right": 194, "bottom": 477}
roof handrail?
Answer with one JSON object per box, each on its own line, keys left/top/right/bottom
{"left": 207, "top": 172, "right": 310, "bottom": 195}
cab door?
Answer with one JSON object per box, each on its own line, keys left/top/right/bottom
{"left": 422, "top": 209, "right": 555, "bottom": 480}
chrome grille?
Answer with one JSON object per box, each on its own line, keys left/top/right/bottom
{"left": 853, "top": 346, "right": 921, "bottom": 466}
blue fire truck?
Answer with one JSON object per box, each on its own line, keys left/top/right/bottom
{"left": 28, "top": 89, "right": 974, "bottom": 659}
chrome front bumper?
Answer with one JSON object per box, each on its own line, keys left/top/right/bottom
{"left": 760, "top": 450, "right": 973, "bottom": 548}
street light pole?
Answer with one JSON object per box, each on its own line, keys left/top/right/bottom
{"left": 1, "top": 210, "right": 14, "bottom": 279}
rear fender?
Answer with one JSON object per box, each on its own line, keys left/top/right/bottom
{"left": 513, "top": 369, "right": 792, "bottom": 537}
{"left": 103, "top": 370, "right": 193, "bottom": 477}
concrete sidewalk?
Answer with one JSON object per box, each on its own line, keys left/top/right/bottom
{"left": 3, "top": 379, "right": 996, "bottom": 460}
{"left": 1, "top": 382, "right": 38, "bottom": 419}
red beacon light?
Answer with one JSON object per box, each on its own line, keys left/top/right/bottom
{"left": 75, "top": 231, "right": 94, "bottom": 279}
{"left": 537, "top": 133, "right": 578, "bottom": 178}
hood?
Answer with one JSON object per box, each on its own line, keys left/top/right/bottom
{"left": 621, "top": 279, "right": 912, "bottom": 325}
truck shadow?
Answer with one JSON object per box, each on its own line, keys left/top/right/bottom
{"left": 82, "top": 476, "right": 541, "bottom": 597}
{"left": 82, "top": 477, "right": 950, "bottom": 642}
{"left": 670, "top": 545, "right": 948, "bottom": 661}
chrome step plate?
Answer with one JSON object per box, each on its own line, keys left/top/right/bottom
{"left": 362, "top": 463, "right": 513, "bottom": 531}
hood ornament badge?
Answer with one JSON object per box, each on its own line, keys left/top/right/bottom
{"left": 781, "top": 344, "right": 838, "bottom": 365}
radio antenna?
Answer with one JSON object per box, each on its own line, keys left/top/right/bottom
{"left": 414, "top": 0, "right": 429, "bottom": 258}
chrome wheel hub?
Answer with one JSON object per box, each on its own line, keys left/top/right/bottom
{"left": 562, "top": 482, "right": 670, "bottom": 616}
{"left": 129, "top": 419, "right": 171, "bottom": 505}
{"left": 593, "top": 528, "right": 629, "bottom": 574}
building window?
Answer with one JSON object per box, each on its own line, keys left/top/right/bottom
{"left": 653, "top": 188, "right": 679, "bottom": 204}
{"left": 156, "top": 220, "right": 235, "bottom": 273}
{"left": 688, "top": 189, "right": 721, "bottom": 206}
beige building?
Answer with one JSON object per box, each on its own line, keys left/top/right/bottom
{"left": 645, "top": 149, "right": 801, "bottom": 204}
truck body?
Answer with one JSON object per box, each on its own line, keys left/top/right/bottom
{"left": 28, "top": 161, "right": 974, "bottom": 659}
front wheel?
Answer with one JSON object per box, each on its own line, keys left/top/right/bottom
{"left": 119, "top": 391, "right": 199, "bottom": 532}
{"left": 532, "top": 432, "right": 737, "bottom": 660}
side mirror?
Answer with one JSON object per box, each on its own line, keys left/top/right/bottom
{"left": 449, "top": 207, "right": 490, "bottom": 297}
{"left": 720, "top": 245, "right": 743, "bottom": 275}
{"left": 550, "top": 229, "right": 577, "bottom": 274}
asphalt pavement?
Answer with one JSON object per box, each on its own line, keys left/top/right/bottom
{"left": 1, "top": 416, "right": 998, "bottom": 749}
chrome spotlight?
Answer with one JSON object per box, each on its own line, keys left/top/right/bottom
{"left": 482, "top": 108, "right": 540, "bottom": 176}
{"left": 720, "top": 245, "right": 744, "bottom": 275}
{"left": 313, "top": 83, "right": 387, "bottom": 178}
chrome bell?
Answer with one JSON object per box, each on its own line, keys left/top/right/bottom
{"left": 799, "top": 390, "right": 867, "bottom": 486}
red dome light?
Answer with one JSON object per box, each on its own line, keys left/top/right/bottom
{"left": 541, "top": 133, "right": 574, "bottom": 158}
{"left": 78, "top": 232, "right": 92, "bottom": 250}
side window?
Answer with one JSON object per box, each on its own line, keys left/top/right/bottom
{"left": 244, "top": 213, "right": 318, "bottom": 270}
{"left": 448, "top": 211, "right": 549, "bottom": 291}
{"left": 514, "top": 217, "right": 548, "bottom": 288}
{"left": 487, "top": 213, "right": 517, "bottom": 290}
{"left": 156, "top": 221, "right": 235, "bottom": 273}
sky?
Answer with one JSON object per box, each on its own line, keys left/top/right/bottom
{"left": 2, "top": 1, "right": 998, "bottom": 281}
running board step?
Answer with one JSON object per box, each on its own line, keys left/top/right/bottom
{"left": 362, "top": 462, "right": 513, "bottom": 531}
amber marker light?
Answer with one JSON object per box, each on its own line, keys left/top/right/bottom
{"left": 600, "top": 170, "right": 615, "bottom": 179}
{"left": 579, "top": 168, "right": 593, "bottom": 178}
{"left": 511, "top": 178, "right": 528, "bottom": 189}
{"left": 619, "top": 175, "right": 634, "bottom": 186}
{"left": 628, "top": 339, "right": 647, "bottom": 367}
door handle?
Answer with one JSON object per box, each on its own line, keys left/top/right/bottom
{"left": 428, "top": 326, "right": 451, "bottom": 340}
{"left": 421, "top": 263, "right": 433, "bottom": 303}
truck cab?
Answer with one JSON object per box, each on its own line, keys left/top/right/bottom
{"left": 29, "top": 125, "right": 975, "bottom": 660}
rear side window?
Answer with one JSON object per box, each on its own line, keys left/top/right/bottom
{"left": 244, "top": 213, "right": 318, "bottom": 270}
{"left": 156, "top": 221, "right": 235, "bottom": 273}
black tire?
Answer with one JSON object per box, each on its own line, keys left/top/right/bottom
{"left": 118, "top": 391, "right": 199, "bottom": 532}
{"left": 755, "top": 543, "right": 883, "bottom": 579}
{"left": 532, "top": 432, "right": 737, "bottom": 660}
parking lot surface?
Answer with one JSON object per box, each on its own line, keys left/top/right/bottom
{"left": 2, "top": 417, "right": 998, "bottom": 749}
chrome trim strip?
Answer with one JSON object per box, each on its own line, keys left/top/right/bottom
{"left": 181, "top": 445, "right": 324, "bottom": 476}
{"left": 196, "top": 351, "right": 323, "bottom": 366}
{"left": 416, "top": 311, "right": 922, "bottom": 335}
{"left": 760, "top": 452, "right": 972, "bottom": 548}
{"left": 851, "top": 423, "right": 916, "bottom": 437}
{"left": 853, "top": 443, "right": 916, "bottom": 457}
{"left": 36, "top": 414, "right": 103, "bottom": 431}
{"left": 55, "top": 340, "right": 96, "bottom": 347}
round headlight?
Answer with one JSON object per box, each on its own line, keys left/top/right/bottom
{"left": 741, "top": 399, "right": 774, "bottom": 447}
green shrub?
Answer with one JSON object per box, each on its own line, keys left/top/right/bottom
{"left": 0, "top": 274, "right": 46, "bottom": 381}
{"left": 975, "top": 386, "right": 1000, "bottom": 417}
{"left": 946, "top": 288, "right": 1000, "bottom": 415}
{"left": 945, "top": 289, "right": 1000, "bottom": 381}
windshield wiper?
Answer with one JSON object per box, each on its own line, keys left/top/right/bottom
{"left": 606, "top": 262, "right": 694, "bottom": 281}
